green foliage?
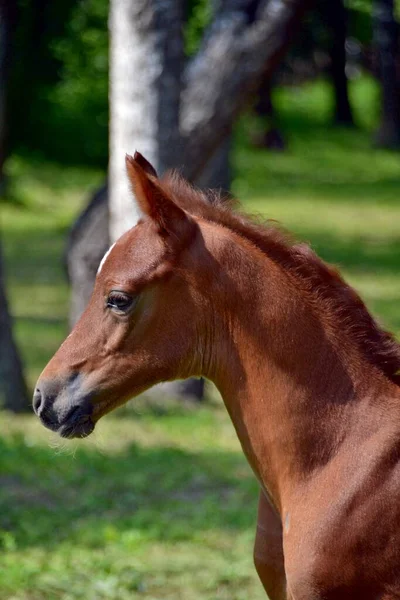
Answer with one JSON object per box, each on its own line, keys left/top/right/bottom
{"left": 47, "top": 0, "right": 109, "bottom": 164}
{"left": 185, "top": 0, "right": 212, "bottom": 56}
{"left": 10, "top": 0, "right": 109, "bottom": 166}
{"left": 9, "top": 0, "right": 213, "bottom": 165}
{"left": 348, "top": 0, "right": 400, "bottom": 16}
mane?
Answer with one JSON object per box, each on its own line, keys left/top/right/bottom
{"left": 162, "top": 171, "right": 400, "bottom": 387}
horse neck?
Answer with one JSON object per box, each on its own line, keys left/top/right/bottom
{"left": 202, "top": 227, "right": 397, "bottom": 510}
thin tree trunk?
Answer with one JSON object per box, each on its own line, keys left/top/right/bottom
{"left": 326, "top": 0, "right": 354, "bottom": 126}
{"left": 0, "top": 239, "right": 29, "bottom": 412}
{"left": 373, "top": 0, "right": 400, "bottom": 148}
{"left": 252, "top": 77, "right": 286, "bottom": 150}
{"left": 0, "top": 1, "right": 28, "bottom": 412}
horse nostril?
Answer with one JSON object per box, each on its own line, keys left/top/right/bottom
{"left": 32, "top": 388, "right": 43, "bottom": 415}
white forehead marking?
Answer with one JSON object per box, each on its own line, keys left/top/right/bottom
{"left": 97, "top": 242, "right": 116, "bottom": 275}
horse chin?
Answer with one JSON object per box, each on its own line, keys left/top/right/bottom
{"left": 57, "top": 417, "right": 95, "bottom": 439}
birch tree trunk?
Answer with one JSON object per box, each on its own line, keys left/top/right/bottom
{"left": 109, "top": 0, "right": 184, "bottom": 241}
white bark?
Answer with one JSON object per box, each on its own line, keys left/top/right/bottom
{"left": 109, "top": 0, "right": 183, "bottom": 241}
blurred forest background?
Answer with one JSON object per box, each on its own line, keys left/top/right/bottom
{"left": 0, "top": 0, "right": 399, "bottom": 598}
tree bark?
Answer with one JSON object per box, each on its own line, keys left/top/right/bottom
{"left": 0, "top": 238, "right": 29, "bottom": 412}
{"left": 0, "top": 1, "right": 29, "bottom": 412}
{"left": 109, "top": 0, "right": 184, "bottom": 241}
{"left": 325, "top": 0, "right": 354, "bottom": 126}
{"left": 373, "top": 0, "right": 400, "bottom": 148}
{"left": 65, "top": 185, "right": 109, "bottom": 327}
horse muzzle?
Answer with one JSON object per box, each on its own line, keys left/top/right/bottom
{"left": 33, "top": 375, "right": 95, "bottom": 439}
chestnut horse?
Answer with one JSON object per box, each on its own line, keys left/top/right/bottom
{"left": 34, "top": 153, "right": 400, "bottom": 599}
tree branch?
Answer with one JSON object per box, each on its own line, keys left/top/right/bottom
{"left": 181, "top": 0, "right": 310, "bottom": 181}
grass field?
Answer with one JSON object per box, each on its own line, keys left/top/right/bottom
{"left": 1, "top": 76, "right": 400, "bottom": 599}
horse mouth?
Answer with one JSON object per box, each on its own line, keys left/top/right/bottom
{"left": 58, "top": 415, "right": 95, "bottom": 439}
{"left": 40, "top": 402, "right": 95, "bottom": 439}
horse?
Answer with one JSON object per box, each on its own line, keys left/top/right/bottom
{"left": 33, "top": 152, "right": 400, "bottom": 599}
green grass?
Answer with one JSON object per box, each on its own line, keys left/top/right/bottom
{"left": 0, "top": 404, "right": 261, "bottom": 600}
{"left": 1, "top": 75, "right": 400, "bottom": 599}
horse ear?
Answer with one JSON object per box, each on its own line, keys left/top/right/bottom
{"left": 131, "top": 151, "right": 158, "bottom": 178}
{"left": 125, "top": 153, "right": 193, "bottom": 238}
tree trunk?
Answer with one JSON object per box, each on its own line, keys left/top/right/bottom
{"left": 325, "top": 0, "right": 354, "bottom": 126}
{"left": 65, "top": 185, "right": 109, "bottom": 327}
{"left": 252, "top": 77, "right": 286, "bottom": 150}
{"left": 197, "top": 136, "right": 231, "bottom": 193}
{"left": 109, "top": 0, "right": 184, "bottom": 241}
{"left": 0, "top": 1, "right": 29, "bottom": 412}
{"left": 373, "top": 0, "right": 400, "bottom": 148}
{"left": 0, "top": 238, "right": 29, "bottom": 412}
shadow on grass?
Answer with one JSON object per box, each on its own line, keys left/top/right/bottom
{"left": 0, "top": 434, "right": 258, "bottom": 551}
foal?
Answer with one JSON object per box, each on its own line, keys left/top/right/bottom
{"left": 34, "top": 153, "right": 400, "bottom": 599}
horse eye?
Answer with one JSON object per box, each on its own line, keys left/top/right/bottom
{"left": 106, "top": 291, "right": 135, "bottom": 312}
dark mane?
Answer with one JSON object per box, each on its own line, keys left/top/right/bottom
{"left": 162, "top": 171, "right": 400, "bottom": 387}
